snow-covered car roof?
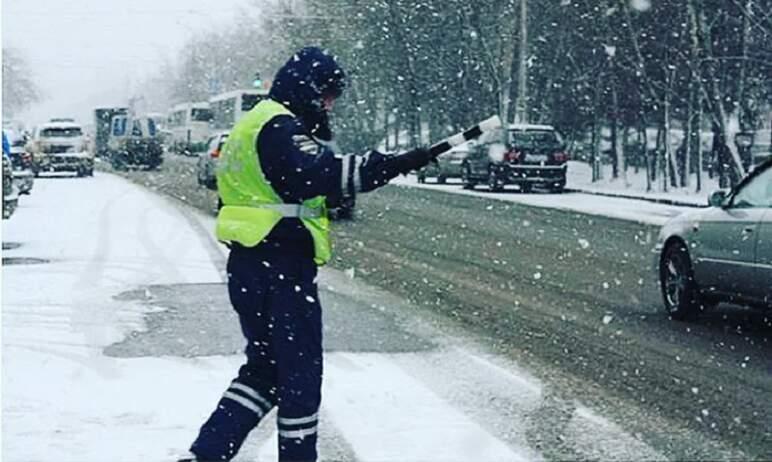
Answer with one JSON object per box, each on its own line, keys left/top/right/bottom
{"left": 38, "top": 121, "right": 83, "bottom": 130}
{"left": 507, "top": 123, "right": 556, "bottom": 131}
{"left": 209, "top": 88, "right": 269, "bottom": 103}
{"left": 171, "top": 101, "right": 210, "bottom": 111}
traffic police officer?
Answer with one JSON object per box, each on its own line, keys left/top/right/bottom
{"left": 179, "top": 47, "right": 431, "bottom": 462}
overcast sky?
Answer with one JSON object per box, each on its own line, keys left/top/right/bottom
{"left": 3, "top": 0, "right": 255, "bottom": 126}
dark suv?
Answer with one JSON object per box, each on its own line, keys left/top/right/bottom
{"left": 461, "top": 124, "right": 568, "bottom": 193}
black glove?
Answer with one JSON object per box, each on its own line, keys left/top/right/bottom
{"left": 357, "top": 150, "right": 399, "bottom": 193}
{"left": 340, "top": 147, "right": 432, "bottom": 196}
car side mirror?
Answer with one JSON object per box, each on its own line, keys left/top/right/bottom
{"left": 708, "top": 190, "right": 728, "bottom": 208}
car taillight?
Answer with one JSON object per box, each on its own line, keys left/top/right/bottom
{"left": 210, "top": 149, "right": 220, "bottom": 159}
{"left": 553, "top": 152, "right": 568, "bottom": 163}
{"left": 504, "top": 150, "right": 521, "bottom": 163}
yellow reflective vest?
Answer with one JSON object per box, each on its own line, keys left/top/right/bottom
{"left": 215, "top": 99, "right": 331, "bottom": 265}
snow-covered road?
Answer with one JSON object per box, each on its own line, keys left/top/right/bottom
{"left": 2, "top": 173, "right": 670, "bottom": 461}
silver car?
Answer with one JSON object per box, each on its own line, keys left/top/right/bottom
{"left": 417, "top": 143, "right": 470, "bottom": 184}
{"left": 654, "top": 159, "right": 772, "bottom": 319}
{"left": 197, "top": 131, "right": 229, "bottom": 190}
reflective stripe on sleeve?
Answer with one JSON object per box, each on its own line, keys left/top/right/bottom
{"left": 353, "top": 155, "right": 362, "bottom": 192}
{"left": 339, "top": 154, "right": 358, "bottom": 197}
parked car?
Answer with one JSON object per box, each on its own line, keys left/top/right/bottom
{"left": 3, "top": 153, "right": 18, "bottom": 219}
{"left": 197, "top": 131, "right": 229, "bottom": 190}
{"left": 461, "top": 124, "right": 568, "bottom": 193}
{"left": 107, "top": 114, "right": 164, "bottom": 170}
{"left": 27, "top": 121, "right": 94, "bottom": 177}
{"left": 655, "top": 158, "right": 772, "bottom": 320}
{"left": 417, "top": 143, "right": 471, "bottom": 184}
{"left": 6, "top": 132, "right": 34, "bottom": 195}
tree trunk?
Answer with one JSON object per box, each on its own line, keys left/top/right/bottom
{"left": 694, "top": 6, "right": 746, "bottom": 182}
{"left": 611, "top": 85, "right": 619, "bottom": 179}
{"left": 643, "top": 123, "right": 652, "bottom": 192}
{"left": 621, "top": 125, "right": 629, "bottom": 184}
{"left": 684, "top": 89, "right": 693, "bottom": 189}
{"left": 696, "top": 100, "right": 703, "bottom": 193}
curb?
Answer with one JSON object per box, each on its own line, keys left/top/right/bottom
{"left": 564, "top": 188, "right": 705, "bottom": 208}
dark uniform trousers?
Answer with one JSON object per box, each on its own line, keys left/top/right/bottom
{"left": 191, "top": 247, "right": 323, "bottom": 462}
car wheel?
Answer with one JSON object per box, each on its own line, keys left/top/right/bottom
{"left": 520, "top": 183, "right": 533, "bottom": 194}
{"left": 436, "top": 175, "right": 447, "bottom": 185}
{"left": 417, "top": 174, "right": 426, "bottom": 184}
{"left": 488, "top": 169, "right": 503, "bottom": 192}
{"left": 660, "top": 242, "right": 702, "bottom": 321}
{"left": 550, "top": 184, "right": 565, "bottom": 194}
{"left": 461, "top": 164, "right": 475, "bottom": 190}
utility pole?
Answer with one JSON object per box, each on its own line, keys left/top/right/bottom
{"left": 515, "top": 0, "right": 528, "bottom": 124}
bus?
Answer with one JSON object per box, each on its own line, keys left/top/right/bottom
{"left": 209, "top": 89, "right": 269, "bottom": 130}
{"left": 167, "top": 102, "right": 213, "bottom": 155}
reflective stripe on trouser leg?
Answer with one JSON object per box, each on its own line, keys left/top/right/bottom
{"left": 271, "top": 258, "right": 323, "bottom": 462}
{"left": 190, "top": 250, "right": 280, "bottom": 461}
{"left": 190, "top": 380, "right": 275, "bottom": 461}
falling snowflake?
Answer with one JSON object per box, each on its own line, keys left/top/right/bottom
{"left": 630, "top": 0, "right": 651, "bottom": 11}
{"left": 602, "top": 314, "right": 613, "bottom": 324}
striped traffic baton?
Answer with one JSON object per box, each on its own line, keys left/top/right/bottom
{"left": 428, "top": 115, "right": 502, "bottom": 159}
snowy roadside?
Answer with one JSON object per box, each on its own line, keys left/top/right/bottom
{"left": 1, "top": 173, "right": 235, "bottom": 462}
{"left": 391, "top": 175, "right": 698, "bottom": 226}
{"left": 565, "top": 160, "right": 717, "bottom": 207}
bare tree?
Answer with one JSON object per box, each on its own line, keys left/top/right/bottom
{"left": 2, "top": 48, "right": 40, "bottom": 118}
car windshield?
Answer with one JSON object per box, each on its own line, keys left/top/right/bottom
{"left": 191, "top": 108, "right": 213, "bottom": 122}
{"left": 509, "top": 130, "right": 562, "bottom": 147}
{"left": 241, "top": 94, "right": 264, "bottom": 112}
{"left": 147, "top": 118, "right": 157, "bottom": 136}
{"left": 732, "top": 165, "right": 772, "bottom": 208}
{"left": 40, "top": 127, "right": 82, "bottom": 138}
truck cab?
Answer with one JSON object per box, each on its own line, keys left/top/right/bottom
{"left": 107, "top": 114, "right": 164, "bottom": 170}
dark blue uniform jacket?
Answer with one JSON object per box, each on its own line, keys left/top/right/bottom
{"left": 248, "top": 48, "right": 344, "bottom": 260}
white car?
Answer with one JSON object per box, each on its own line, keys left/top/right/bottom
{"left": 28, "top": 121, "right": 93, "bottom": 176}
{"left": 197, "top": 131, "right": 229, "bottom": 190}
{"left": 654, "top": 158, "right": 772, "bottom": 319}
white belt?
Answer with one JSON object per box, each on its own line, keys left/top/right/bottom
{"left": 257, "top": 203, "right": 322, "bottom": 219}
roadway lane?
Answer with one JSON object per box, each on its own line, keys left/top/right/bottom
{"left": 106, "top": 155, "right": 771, "bottom": 460}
